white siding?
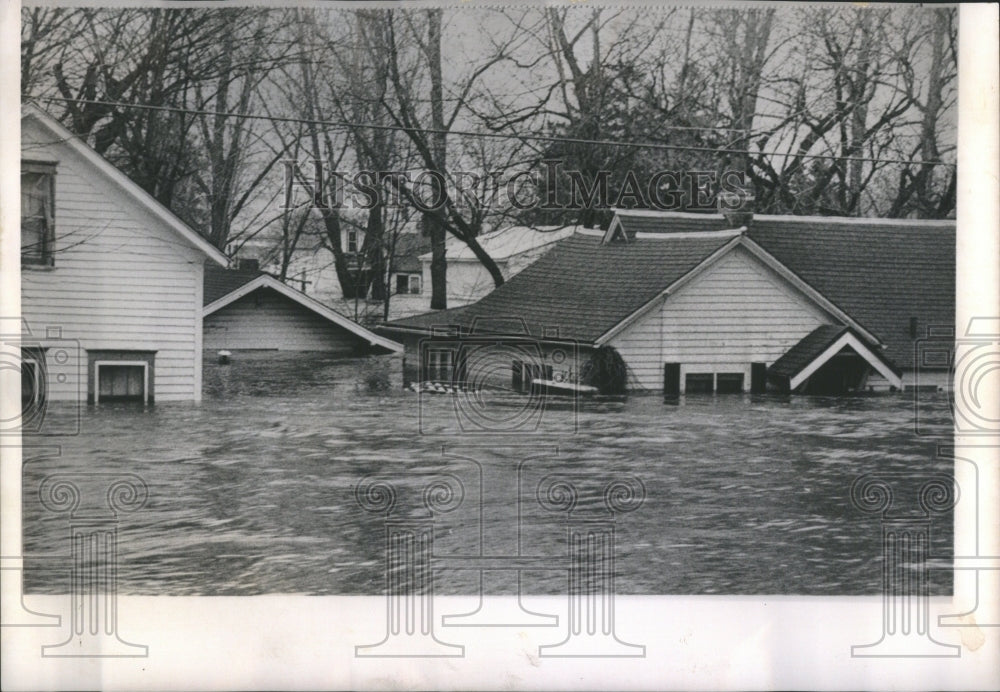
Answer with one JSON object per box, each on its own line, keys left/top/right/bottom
{"left": 421, "top": 259, "right": 508, "bottom": 308}
{"left": 610, "top": 246, "right": 837, "bottom": 391}
{"left": 203, "top": 289, "right": 363, "bottom": 352}
{"left": 20, "top": 119, "right": 207, "bottom": 402}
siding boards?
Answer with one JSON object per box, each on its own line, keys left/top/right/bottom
{"left": 20, "top": 119, "right": 205, "bottom": 402}
{"left": 610, "top": 246, "right": 835, "bottom": 390}
{"left": 203, "top": 288, "right": 363, "bottom": 353}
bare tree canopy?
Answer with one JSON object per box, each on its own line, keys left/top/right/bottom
{"left": 22, "top": 4, "right": 957, "bottom": 317}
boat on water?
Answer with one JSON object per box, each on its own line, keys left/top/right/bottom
{"left": 530, "top": 378, "right": 599, "bottom": 397}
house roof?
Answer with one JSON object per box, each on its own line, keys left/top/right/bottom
{"left": 21, "top": 105, "right": 229, "bottom": 266}
{"left": 382, "top": 211, "right": 954, "bottom": 370}
{"left": 418, "top": 225, "right": 578, "bottom": 263}
{"left": 769, "top": 325, "right": 903, "bottom": 390}
{"left": 769, "top": 325, "right": 854, "bottom": 379}
{"left": 204, "top": 264, "right": 265, "bottom": 305}
{"left": 387, "top": 231, "right": 737, "bottom": 343}
{"left": 203, "top": 266, "right": 403, "bottom": 353}
{"left": 745, "top": 217, "right": 954, "bottom": 368}
{"left": 613, "top": 209, "right": 725, "bottom": 236}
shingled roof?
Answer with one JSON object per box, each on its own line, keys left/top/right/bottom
{"left": 745, "top": 216, "right": 954, "bottom": 368}
{"left": 203, "top": 264, "right": 265, "bottom": 305}
{"left": 383, "top": 231, "right": 736, "bottom": 343}
{"left": 383, "top": 212, "right": 955, "bottom": 369}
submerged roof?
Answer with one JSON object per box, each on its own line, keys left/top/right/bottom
{"left": 745, "top": 217, "right": 954, "bottom": 368}
{"left": 384, "top": 211, "right": 955, "bottom": 369}
{"left": 769, "top": 325, "right": 903, "bottom": 390}
{"left": 203, "top": 265, "right": 403, "bottom": 353}
{"left": 388, "top": 231, "right": 735, "bottom": 342}
{"left": 769, "top": 325, "right": 854, "bottom": 380}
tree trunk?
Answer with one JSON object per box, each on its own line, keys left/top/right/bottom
{"left": 426, "top": 9, "right": 448, "bottom": 310}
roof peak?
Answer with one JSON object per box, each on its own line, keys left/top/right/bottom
{"left": 611, "top": 207, "right": 955, "bottom": 228}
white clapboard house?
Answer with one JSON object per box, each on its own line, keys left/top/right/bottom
{"left": 19, "top": 106, "right": 229, "bottom": 405}
{"left": 381, "top": 209, "right": 954, "bottom": 395}
{"left": 203, "top": 263, "right": 403, "bottom": 356}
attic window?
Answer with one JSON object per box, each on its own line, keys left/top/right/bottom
{"left": 21, "top": 161, "right": 56, "bottom": 266}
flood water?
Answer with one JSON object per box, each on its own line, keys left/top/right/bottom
{"left": 22, "top": 355, "right": 954, "bottom": 596}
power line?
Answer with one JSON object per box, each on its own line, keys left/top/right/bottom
{"left": 24, "top": 94, "right": 957, "bottom": 168}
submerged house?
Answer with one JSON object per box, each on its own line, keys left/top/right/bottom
{"left": 380, "top": 210, "right": 954, "bottom": 395}
{"left": 18, "top": 106, "right": 229, "bottom": 404}
{"left": 203, "top": 264, "right": 403, "bottom": 357}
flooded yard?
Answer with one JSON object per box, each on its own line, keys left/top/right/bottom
{"left": 22, "top": 355, "right": 954, "bottom": 596}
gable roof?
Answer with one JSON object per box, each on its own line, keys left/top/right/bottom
{"left": 769, "top": 325, "right": 903, "bottom": 390}
{"left": 770, "top": 325, "right": 855, "bottom": 379}
{"left": 386, "top": 231, "right": 737, "bottom": 343}
{"left": 383, "top": 211, "right": 954, "bottom": 370}
{"left": 21, "top": 105, "right": 228, "bottom": 266}
{"left": 745, "top": 217, "right": 954, "bottom": 368}
{"left": 203, "top": 266, "right": 403, "bottom": 353}
{"left": 204, "top": 264, "right": 265, "bottom": 305}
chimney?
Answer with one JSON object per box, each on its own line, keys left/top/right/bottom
{"left": 718, "top": 182, "right": 755, "bottom": 229}
{"left": 237, "top": 258, "right": 260, "bottom": 272}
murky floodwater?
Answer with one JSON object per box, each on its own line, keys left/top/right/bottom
{"left": 23, "top": 355, "right": 954, "bottom": 595}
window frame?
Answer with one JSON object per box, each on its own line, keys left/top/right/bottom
{"left": 21, "top": 161, "right": 57, "bottom": 267}
{"left": 93, "top": 360, "right": 150, "bottom": 404}
{"left": 395, "top": 273, "right": 422, "bottom": 295}
{"left": 20, "top": 353, "right": 44, "bottom": 408}
{"left": 346, "top": 230, "right": 359, "bottom": 254}
{"left": 87, "top": 350, "right": 156, "bottom": 404}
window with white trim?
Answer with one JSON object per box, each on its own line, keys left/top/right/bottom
{"left": 346, "top": 230, "right": 359, "bottom": 253}
{"left": 88, "top": 351, "right": 155, "bottom": 404}
{"left": 395, "top": 273, "right": 422, "bottom": 295}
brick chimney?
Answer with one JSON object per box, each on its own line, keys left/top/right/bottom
{"left": 718, "top": 182, "right": 755, "bottom": 229}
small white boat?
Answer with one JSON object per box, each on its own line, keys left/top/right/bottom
{"left": 530, "top": 379, "right": 598, "bottom": 396}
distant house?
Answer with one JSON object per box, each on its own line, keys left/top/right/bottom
{"left": 263, "top": 229, "right": 431, "bottom": 322}
{"left": 381, "top": 210, "right": 954, "bottom": 394}
{"left": 384, "top": 232, "right": 431, "bottom": 317}
{"left": 19, "top": 106, "right": 229, "bottom": 404}
{"left": 203, "top": 264, "right": 402, "bottom": 356}
{"left": 418, "top": 225, "right": 578, "bottom": 308}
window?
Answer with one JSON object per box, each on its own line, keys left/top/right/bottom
{"left": 684, "top": 371, "right": 746, "bottom": 394}
{"left": 346, "top": 230, "right": 359, "bottom": 254}
{"left": 684, "top": 373, "right": 714, "bottom": 394}
{"left": 97, "top": 364, "right": 147, "bottom": 401}
{"left": 21, "top": 162, "right": 56, "bottom": 266}
{"left": 395, "top": 274, "right": 422, "bottom": 295}
{"left": 20, "top": 350, "right": 45, "bottom": 411}
{"left": 88, "top": 351, "right": 155, "bottom": 404}
{"left": 715, "top": 373, "right": 745, "bottom": 394}
{"left": 425, "top": 348, "right": 455, "bottom": 383}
